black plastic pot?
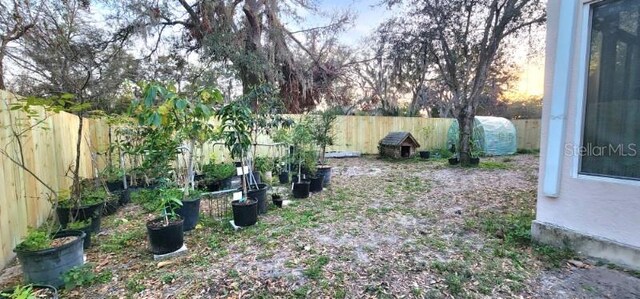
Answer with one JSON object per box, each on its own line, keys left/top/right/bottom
{"left": 106, "top": 181, "right": 123, "bottom": 192}
{"left": 176, "top": 197, "right": 201, "bottom": 232}
{"left": 316, "top": 165, "right": 332, "bottom": 187}
{"left": 292, "top": 181, "right": 310, "bottom": 199}
{"left": 56, "top": 202, "right": 104, "bottom": 228}
{"left": 14, "top": 230, "right": 85, "bottom": 287}
{"left": 316, "top": 166, "right": 332, "bottom": 186}
{"left": 239, "top": 184, "right": 269, "bottom": 215}
{"left": 470, "top": 157, "right": 480, "bottom": 165}
{"left": 419, "top": 151, "right": 431, "bottom": 159}
{"left": 278, "top": 171, "right": 289, "bottom": 184}
{"left": 308, "top": 175, "right": 324, "bottom": 193}
{"left": 146, "top": 217, "right": 184, "bottom": 255}
{"left": 231, "top": 199, "right": 258, "bottom": 227}
{"left": 203, "top": 180, "right": 221, "bottom": 192}
{"left": 272, "top": 194, "right": 283, "bottom": 208}
{"left": 90, "top": 215, "right": 101, "bottom": 233}
{"left": 0, "top": 284, "right": 58, "bottom": 299}
{"left": 448, "top": 157, "right": 460, "bottom": 165}
{"left": 117, "top": 189, "right": 131, "bottom": 205}
{"left": 62, "top": 217, "right": 95, "bottom": 249}
{"left": 102, "top": 198, "right": 120, "bottom": 216}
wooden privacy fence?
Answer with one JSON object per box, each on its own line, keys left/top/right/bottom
{"left": 0, "top": 90, "right": 109, "bottom": 269}
{"left": 0, "top": 89, "right": 541, "bottom": 268}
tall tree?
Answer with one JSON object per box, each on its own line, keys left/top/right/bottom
{"left": 384, "top": 0, "right": 545, "bottom": 165}
{"left": 0, "top": 0, "right": 41, "bottom": 90}
{"left": 8, "top": 0, "right": 138, "bottom": 112}
{"left": 104, "top": 0, "right": 352, "bottom": 112}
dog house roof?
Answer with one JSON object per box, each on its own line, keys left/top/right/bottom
{"left": 379, "top": 132, "right": 420, "bottom": 147}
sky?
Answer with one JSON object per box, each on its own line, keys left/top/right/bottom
{"left": 293, "top": 0, "right": 394, "bottom": 45}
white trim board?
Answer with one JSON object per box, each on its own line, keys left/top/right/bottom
{"left": 543, "top": 1, "right": 578, "bottom": 197}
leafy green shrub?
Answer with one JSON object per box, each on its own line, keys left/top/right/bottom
{"left": 0, "top": 284, "right": 36, "bottom": 299}
{"left": 67, "top": 219, "right": 91, "bottom": 230}
{"left": 202, "top": 162, "right": 236, "bottom": 181}
{"left": 62, "top": 263, "right": 112, "bottom": 289}
{"left": 15, "top": 230, "right": 52, "bottom": 251}
{"left": 254, "top": 156, "right": 274, "bottom": 173}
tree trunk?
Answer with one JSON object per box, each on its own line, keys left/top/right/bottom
{"left": 72, "top": 114, "right": 84, "bottom": 205}
{"left": 0, "top": 52, "right": 5, "bottom": 90}
{"left": 457, "top": 106, "right": 475, "bottom": 166}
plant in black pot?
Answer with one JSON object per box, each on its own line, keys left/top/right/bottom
{"left": 130, "top": 83, "right": 223, "bottom": 231}
{"left": 418, "top": 125, "right": 433, "bottom": 159}
{"left": 217, "top": 100, "right": 259, "bottom": 226}
{"left": 469, "top": 139, "right": 482, "bottom": 166}
{"left": 56, "top": 183, "right": 108, "bottom": 229}
{"left": 13, "top": 228, "right": 86, "bottom": 288}
{"left": 271, "top": 129, "right": 293, "bottom": 185}
{"left": 146, "top": 188, "right": 184, "bottom": 255}
{"left": 65, "top": 219, "right": 96, "bottom": 249}
{"left": 311, "top": 110, "right": 336, "bottom": 186}
{"left": 290, "top": 118, "right": 314, "bottom": 199}
{"left": 200, "top": 161, "right": 236, "bottom": 191}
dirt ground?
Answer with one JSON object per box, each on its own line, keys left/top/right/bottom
{"left": 2, "top": 154, "right": 640, "bottom": 298}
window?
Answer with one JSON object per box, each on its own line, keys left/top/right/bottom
{"left": 580, "top": 0, "right": 640, "bottom": 180}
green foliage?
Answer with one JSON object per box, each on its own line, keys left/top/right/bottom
{"left": 128, "top": 82, "right": 223, "bottom": 192}
{"left": 202, "top": 162, "right": 236, "bottom": 181}
{"left": 254, "top": 156, "right": 274, "bottom": 173}
{"left": 431, "top": 148, "right": 453, "bottom": 159}
{"left": 62, "top": 264, "right": 112, "bottom": 290}
{"left": 311, "top": 110, "right": 337, "bottom": 164}
{"left": 15, "top": 230, "right": 52, "bottom": 251}
{"left": 130, "top": 189, "right": 158, "bottom": 212}
{"left": 216, "top": 101, "right": 253, "bottom": 160}
{"left": 157, "top": 188, "right": 184, "bottom": 222}
{"left": 290, "top": 117, "right": 317, "bottom": 179}
{"left": 67, "top": 219, "right": 91, "bottom": 230}
{"left": 0, "top": 284, "right": 36, "bottom": 299}
{"left": 58, "top": 186, "right": 109, "bottom": 208}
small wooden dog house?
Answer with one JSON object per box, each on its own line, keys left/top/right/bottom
{"left": 378, "top": 132, "right": 421, "bottom": 158}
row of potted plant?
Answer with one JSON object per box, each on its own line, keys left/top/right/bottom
{"left": 4, "top": 82, "right": 337, "bottom": 292}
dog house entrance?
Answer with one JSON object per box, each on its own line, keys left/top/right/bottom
{"left": 401, "top": 146, "right": 411, "bottom": 157}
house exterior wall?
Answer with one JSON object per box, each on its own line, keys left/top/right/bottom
{"left": 536, "top": 0, "right": 640, "bottom": 269}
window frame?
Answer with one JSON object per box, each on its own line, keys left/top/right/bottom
{"left": 572, "top": 0, "right": 640, "bottom": 186}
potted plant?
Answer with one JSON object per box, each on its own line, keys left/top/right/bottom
{"left": 290, "top": 118, "right": 314, "bottom": 199}
{"left": 1, "top": 284, "right": 58, "bottom": 299}
{"left": 311, "top": 110, "right": 337, "bottom": 186}
{"left": 146, "top": 188, "right": 184, "bottom": 255}
{"left": 254, "top": 156, "right": 274, "bottom": 184}
{"left": 56, "top": 181, "right": 108, "bottom": 229}
{"left": 130, "top": 83, "right": 223, "bottom": 231}
{"left": 217, "top": 101, "right": 259, "bottom": 226}
{"left": 271, "top": 129, "right": 293, "bottom": 184}
{"left": 13, "top": 229, "right": 86, "bottom": 287}
{"left": 470, "top": 139, "right": 482, "bottom": 166}
{"left": 271, "top": 194, "right": 283, "bottom": 208}
{"left": 64, "top": 219, "right": 95, "bottom": 249}
{"left": 418, "top": 125, "right": 433, "bottom": 159}
{"left": 200, "top": 161, "right": 236, "bottom": 191}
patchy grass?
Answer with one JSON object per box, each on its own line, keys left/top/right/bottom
{"left": 478, "top": 160, "right": 511, "bottom": 170}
